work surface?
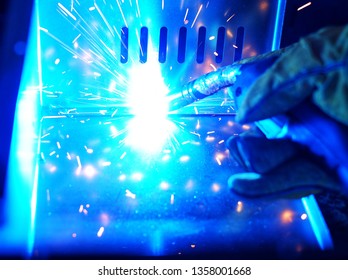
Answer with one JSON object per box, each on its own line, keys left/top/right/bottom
{"left": 29, "top": 115, "right": 327, "bottom": 259}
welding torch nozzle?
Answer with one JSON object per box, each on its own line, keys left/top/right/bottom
{"left": 166, "top": 64, "right": 241, "bottom": 112}
{"left": 166, "top": 48, "right": 284, "bottom": 112}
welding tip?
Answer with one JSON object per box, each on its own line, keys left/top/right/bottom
{"left": 166, "top": 64, "right": 241, "bottom": 112}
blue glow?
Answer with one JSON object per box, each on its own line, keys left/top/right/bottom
{"left": 0, "top": 2, "right": 40, "bottom": 257}
{"left": 2, "top": 0, "right": 335, "bottom": 259}
{"left": 302, "top": 195, "right": 333, "bottom": 250}
{"left": 125, "top": 44, "right": 177, "bottom": 154}
{"left": 272, "top": 0, "right": 287, "bottom": 51}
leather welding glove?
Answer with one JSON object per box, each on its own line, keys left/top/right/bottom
{"left": 227, "top": 128, "right": 342, "bottom": 198}
{"left": 227, "top": 24, "right": 348, "bottom": 198}
{"left": 237, "top": 24, "right": 348, "bottom": 126}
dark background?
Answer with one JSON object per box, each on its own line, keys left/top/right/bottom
{"left": 1, "top": 0, "right": 348, "bottom": 259}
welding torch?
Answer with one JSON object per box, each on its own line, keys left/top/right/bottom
{"left": 166, "top": 48, "right": 348, "bottom": 184}
{"left": 166, "top": 49, "right": 283, "bottom": 112}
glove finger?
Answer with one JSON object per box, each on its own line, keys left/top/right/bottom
{"left": 228, "top": 155, "right": 341, "bottom": 199}
{"left": 226, "top": 129, "right": 302, "bottom": 174}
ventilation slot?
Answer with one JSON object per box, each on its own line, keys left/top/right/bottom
{"left": 196, "top": 26, "right": 206, "bottom": 64}
{"left": 215, "top": 27, "right": 225, "bottom": 63}
{"left": 234, "top": 26, "right": 245, "bottom": 62}
{"left": 158, "top": 27, "right": 168, "bottom": 63}
{"left": 177, "top": 27, "right": 187, "bottom": 63}
{"left": 139, "top": 27, "right": 148, "bottom": 63}
{"left": 120, "top": 27, "right": 128, "bottom": 64}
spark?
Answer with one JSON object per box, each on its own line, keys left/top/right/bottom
{"left": 67, "top": 152, "right": 72, "bottom": 160}
{"left": 54, "top": 58, "right": 61, "bottom": 65}
{"left": 56, "top": 142, "right": 61, "bottom": 149}
{"left": 180, "top": 155, "right": 190, "bottom": 163}
{"left": 183, "top": 8, "right": 189, "bottom": 24}
{"left": 214, "top": 51, "right": 219, "bottom": 56}
{"left": 209, "top": 36, "right": 215, "bottom": 40}
{"left": 89, "top": 6, "right": 96, "bottom": 11}
{"left": 115, "top": 0, "right": 128, "bottom": 27}
{"left": 218, "top": 140, "right": 225, "bottom": 144}
{"left": 297, "top": 2, "right": 312, "bottom": 11}
{"left": 120, "top": 151, "right": 127, "bottom": 159}
{"left": 108, "top": 80, "right": 117, "bottom": 93}
{"left": 170, "top": 194, "right": 175, "bottom": 205}
{"left": 40, "top": 27, "right": 49, "bottom": 33}
{"left": 67, "top": 108, "right": 77, "bottom": 114}
{"left": 227, "top": 13, "right": 235, "bottom": 22}
{"left": 162, "top": 0, "right": 165, "bottom": 10}
{"left": 49, "top": 151, "right": 56, "bottom": 156}
{"left": 160, "top": 181, "right": 170, "bottom": 190}
{"left": 226, "top": 29, "right": 233, "bottom": 38}
{"left": 210, "top": 64, "right": 217, "bottom": 71}
{"left": 131, "top": 172, "right": 143, "bottom": 181}
{"left": 72, "top": 233, "right": 77, "bottom": 238}
{"left": 94, "top": 2, "right": 115, "bottom": 36}
{"left": 301, "top": 213, "right": 308, "bottom": 220}
{"left": 233, "top": 44, "right": 238, "bottom": 48}
{"left": 215, "top": 156, "right": 222, "bottom": 165}
{"left": 110, "top": 125, "right": 119, "bottom": 138}
{"left": 236, "top": 201, "right": 243, "bottom": 213}
{"left": 111, "top": 108, "right": 118, "bottom": 118}
{"left": 207, "top": 131, "right": 215, "bottom": 135}
{"left": 83, "top": 165, "right": 97, "bottom": 178}
{"left": 79, "top": 205, "right": 84, "bottom": 213}
{"left": 162, "top": 154, "right": 171, "bottom": 161}
{"left": 195, "top": 119, "right": 200, "bottom": 130}
{"left": 190, "top": 131, "right": 200, "bottom": 138}
{"left": 58, "top": 2, "right": 77, "bottom": 21}
{"left": 281, "top": 210, "right": 294, "bottom": 223}
{"left": 76, "top": 155, "right": 82, "bottom": 168}
{"left": 97, "top": 227, "right": 105, "bottom": 238}
{"left": 135, "top": 0, "right": 141, "bottom": 17}
{"left": 41, "top": 133, "right": 50, "bottom": 139}
{"left": 101, "top": 161, "right": 111, "bottom": 167}
{"left": 212, "top": 183, "right": 220, "bottom": 192}
{"left": 191, "top": 4, "right": 203, "bottom": 28}
{"left": 119, "top": 174, "right": 126, "bottom": 181}
{"left": 180, "top": 0, "right": 185, "bottom": 10}
{"left": 125, "top": 189, "right": 136, "bottom": 199}
{"left": 85, "top": 146, "right": 94, "bottom": 154}
{"left": 242, "top": 124, "right": 251, "bottom": 130}
{"left": 194, "top": 106, "right": 198, "bottom": 115}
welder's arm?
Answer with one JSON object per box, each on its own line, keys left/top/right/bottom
{"left": 227, "top": 24, "right": 348, "bottom": 198}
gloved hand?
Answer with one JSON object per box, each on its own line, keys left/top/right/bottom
{"left": 227, "top": 24, "right": 348, "bottom": 198}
